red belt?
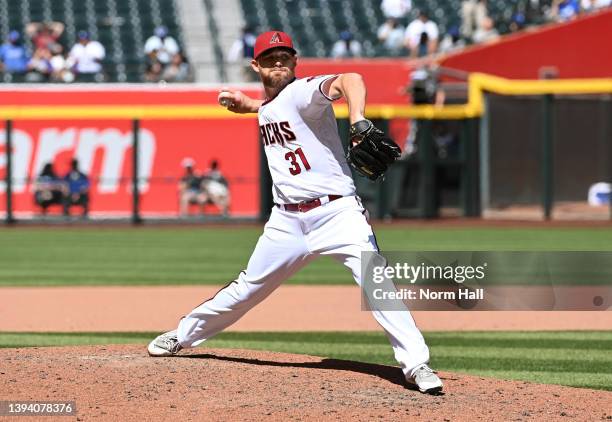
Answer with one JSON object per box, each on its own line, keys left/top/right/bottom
{"left": 277, "top": 195, "right": 343, "bottom": 212}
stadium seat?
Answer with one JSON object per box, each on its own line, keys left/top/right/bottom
{"left": 237, "top": 0, "right": 539, "bottom": 57}
{"left": 1, "top": 0, "right": 185, "bottom": 82}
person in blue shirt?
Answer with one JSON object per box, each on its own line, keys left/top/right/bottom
{"left": 0, "top": 30, "right": 30, "bottom": 74}
{"left": 552, "top": 0, "right": 580, "bottom": 21}
{"left": 63, "top": 159, "right": 90, "bottom": 217}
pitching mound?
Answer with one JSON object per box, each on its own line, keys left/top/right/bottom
{"left": 2, "top": 345, "right": 610, "bottom": 421}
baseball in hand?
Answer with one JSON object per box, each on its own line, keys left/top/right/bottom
{"left": 219, "top": 97, "right": 232, "bottom": 108}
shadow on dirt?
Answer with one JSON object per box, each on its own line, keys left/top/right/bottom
{"left": 177, "top": 352, "right": 443, "bottom": 395}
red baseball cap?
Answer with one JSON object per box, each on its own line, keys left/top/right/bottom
{"left": 254, "top": 31, "right": 296, "bottom": 59}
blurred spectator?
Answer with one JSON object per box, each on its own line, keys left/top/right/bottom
{"left": 63, "top": 159, "right": 90, "bottom": 217}
{"left": 25, "top": 21, "right": 64, "bottom": 52}
{"left": 144, "top": 26, "right": 180, "bottom": 66}
{"left": 201, "top": 160, "right": 230, "bottom": 217}
{"left": 49, "top": 44, "right": 74, "bottom": 82}
{"left": 377, "top": 18, "right": 406, "bottom": 54}
{"left": 228, "top": 26, "right": 256, "bottom": 61}
{"left": 67, "top": 31, "right": 106, "bottom": 82}
{"left": 331, "top": 30, "right": 362, "bottom": 58}
{"left": 509, "top": 12, "right": 527, "bottom": 33}
{"left": 178, "top": 158, "right": 207, "bottom": 216}
{"left": 0, "top": 31, "right": 30, "bottom": 79}
{"left": 472, "top": 16, "right": 500, "bottom": 44}
{"left": 408, "top": 66, "right": 445, "bottom": 106}
{"left": 550, "top": 0, "right": 580, "bottom": 21}
{"left": 524, "top": 0, "right": 547, "bottom": 24}
{"left": 581, "top": 0, "right": 611, "bottom": 11}
{"left": 439, "top": 26, "right": 466, "bottom": 54}
{"left": 145, "top": 52, "right": 163, "bottom": 82}
{"left": 26, "top": 45, "right": 53, "bottom": 82}
{"left": 402, "top": 65, "right": 445, "bottom": 156}
{"left": 34, "top": 163, "right": 66, "bottom": 215}
{"left": 23, "top": 22, "right": 66, "bottom": 83}
{"left": 416, "top": 32, "right": 431, "bottom": 57}
{"left": 404, "top": 10, "right": 439, "bottom": 58}
{"left": 381, "top": 0, "right": 412, "bottom": 19}
{"left": 461, "top": 0, "right": 487, "bottom": 41}
{"left": 160, "top": 52, "right": 192, "bottom": 82}
{"left": 228, "top": 26, "right": 257, "bottom": 82}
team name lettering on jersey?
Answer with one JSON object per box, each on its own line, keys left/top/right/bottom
{"left": 259, "top": 121, "right": 296, "bottom": 146}
{"left": 257, "top": 75, "right": 356, "bottom": 202}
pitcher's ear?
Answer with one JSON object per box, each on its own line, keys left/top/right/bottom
{"left": 250, "top": 59, "right": 260, "bottom": 73}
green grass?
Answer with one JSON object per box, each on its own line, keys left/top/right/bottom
{"left": 1, "top": 226, "right": 612, "bottom": 286}
{"left": 1, "top": 331, "right": 610, "bottom": 391}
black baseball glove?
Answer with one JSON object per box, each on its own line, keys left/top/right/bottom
{"left": 346, "top": 119, "right": 401, "bottom": 181}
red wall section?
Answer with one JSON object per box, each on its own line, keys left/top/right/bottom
{"left": 298, "top": 58, "right": 413, "bottom": 104}
{"left": 0, "top": 86, "right": 263, "bottom": 218}
{"left": 441, "top": 9, "right": 612, "bottom": 79}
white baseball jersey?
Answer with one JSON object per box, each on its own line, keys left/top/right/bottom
{"left": 173, "top": 73, "right": 433, "bottom": 382}
{"left": 258, "top": 75, "right": 356, "bottom": 204}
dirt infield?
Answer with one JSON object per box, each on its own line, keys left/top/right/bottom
{"left": 1, "top": 286, "right": 610, "bottom": 332}
{"left": 1, "top": 345, "right": 610, "bottom": 421}
{"left": 2, "top": 286, "right": 610, "bottom": 421}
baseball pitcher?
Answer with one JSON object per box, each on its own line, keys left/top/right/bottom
{"left": 148, "top": 31, "right": 442, "bottom": 394}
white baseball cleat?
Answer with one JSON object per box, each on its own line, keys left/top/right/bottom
{"left": 147, "top": 330, "right": 183, "bottom": 357}
{"left": 406, "top": 364, "right": 443, "bottom": 394}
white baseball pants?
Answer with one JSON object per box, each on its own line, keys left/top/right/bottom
{"left": 176, "top": 195, "right": 430, "bottom": 376}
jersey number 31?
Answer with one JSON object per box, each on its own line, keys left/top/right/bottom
{"left": 285, "top": 148, "right": 311, "bottom": 175}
